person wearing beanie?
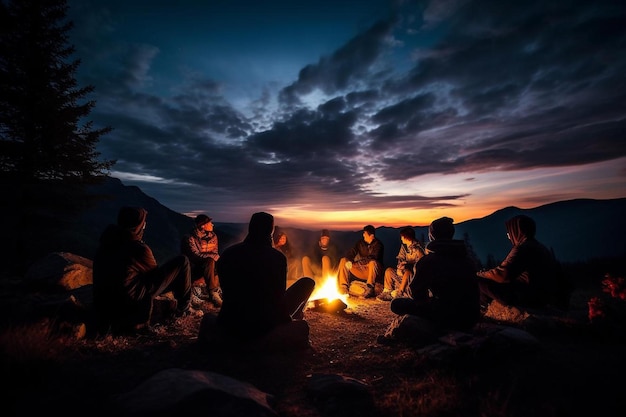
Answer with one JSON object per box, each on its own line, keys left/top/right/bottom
{"left": 476, "top": 214, "right": 571, "bottom": 310}
{"left": 429, "top": 216, "right": 455, "bottom": 240}
{"left": 377, "top": 226, "right": 425, "bottom": 302}
{"left": 337, "top": 225, "right": 385, "bottom": 298}
{"left": 379, "top": 217, "right": 481, "bottom": 345}
{"left": 93, "top": 206, "right": 192, "bottom": 335}
{"left": 301, "top": 228, "right": 340, "bottom": 282}
{"left": 180, "top": 213, "right": 223, "bottom": 308}
{"left": 214, "top": 211, "right": 316, "bottom": 351}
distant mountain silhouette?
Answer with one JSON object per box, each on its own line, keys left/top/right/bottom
{"left": 6, "top": 177, "right": 624, "bottom": 276}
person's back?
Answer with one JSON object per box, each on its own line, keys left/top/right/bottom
{"left": 392, "top": 217, "right": 480, "bottom": 331}
{"left": 411, "top": 239, "right": 480, "bottom": 329}
{"left": 217, "top": 213, "right": 291, "bottom": 341}
{"left": 93, "top": 207, "right": 157, "bottom": 332}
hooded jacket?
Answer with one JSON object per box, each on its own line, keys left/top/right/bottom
{"left": 407, "top": 238, "right": 481, "bottom": 330}
{"left": 216, "top": 212, "right": 291, "bottom": 341}
{"left": 477, "top": 214, "right": 560, "bottom": 306}
{"left": 92, "top": 207, "right": 157, "bottom": 329}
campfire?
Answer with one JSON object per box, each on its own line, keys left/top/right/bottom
{"left": 306, "top": 274, "right": 348, "bottom": 313}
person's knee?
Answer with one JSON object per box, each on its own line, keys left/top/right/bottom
{"left": 301, "top": 276, "right": 316, "bottom": 291}
{"left": 178, "top": 254, "right": 190, "bottom": 268}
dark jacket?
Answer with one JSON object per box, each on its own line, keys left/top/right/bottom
{"left": 93, "top": 210, "right": 156, "bottom": 330}
{"left": 406, "top": 239, "right": 481, "bottom": 330}
{"left": 477, "top": 215, "right": 562, "bottom": 307}
{"left": 216, "top": 214, "right": 291, "bottom": 341}
{"left": 345, "top": 237, "right": 384, "bottom": 266}
{"left": 305, "top": 239, "right": 340, "bottom": 268}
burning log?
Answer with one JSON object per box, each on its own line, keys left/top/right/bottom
{"left": 307, "top": 297, "right": 347, "bottom": 313}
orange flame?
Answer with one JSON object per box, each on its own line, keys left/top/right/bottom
{"left": 310, "top": 273, "right": 348, "bottom": 304}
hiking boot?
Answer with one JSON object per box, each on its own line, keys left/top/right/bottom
{"left": 377, "top": 290, "right": 393, "bottom": 302}
{"left": 190, "top": 292, "right": 204, "bottom": 307}
{"left": 363, "top": 284, "right": 376, "bottom": 299}
{"left": 192, "top": 285, "right": 211, "bottom": 300}
{"left": 209, "top": 288, "right": 223, "bottom": 307}
{"left": 376, "top": 334, "right": 398, "bottom": 346}
{"left": 174, "top": 301, "right": 195, "bottom": 318}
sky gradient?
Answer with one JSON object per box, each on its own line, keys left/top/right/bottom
{"left": 67, "top": 0, "right": 626, "bottom": 230}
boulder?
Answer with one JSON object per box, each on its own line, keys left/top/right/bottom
{"left": 24, "top": 252, "right": 93, "bottom": 291}
{"left": 114, "top": 368, "right": 277, "bottom": 417}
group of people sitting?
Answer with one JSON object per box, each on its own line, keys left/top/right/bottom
{"left": 92, "top": 206, "right": 571, "bottom": 350}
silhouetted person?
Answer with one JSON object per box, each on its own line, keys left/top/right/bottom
{"left": 215, "top": 212, "right": 315, "bottom": 350}
{"left": 477, "top": 214, "right": 570, "bottom": 310}
{"left": 390, "top": 217, "right": 481, "bottom": 331}
{"left": 93, "top": 206, "right": 192, "bottom": 334}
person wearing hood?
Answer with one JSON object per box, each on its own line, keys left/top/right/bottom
{"left": 383, "top": 217, "right": 481, "bottom": 337}
{"left": 477, "top": 214, "right": 570, "bottom": 310}
{"left": 215, "top": 212, "right": 315, "bottom": 350}
{"left": 93, "top": 206, "right": 192, "bottom": 334}
{"left": 181, "top": 214, "right": 223, "bottom": 307}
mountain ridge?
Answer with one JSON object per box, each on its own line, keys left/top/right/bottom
{"left": 90, "top": 178, "right": 626, "bottom": 266}
{"left": 4, "top": 177, "right": 624, "bottom": 276}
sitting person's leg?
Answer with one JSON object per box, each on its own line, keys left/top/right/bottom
{"left": 149, "top": 255, "right": 192, "bottom": 312}
{"left": 284, "top": 277, "right": 315, "bottom": 318}
{"left": 367, "top": 260, "right": 383, "bottom": 286}
{"left": 337, "top": 258, "right": 350, "bottom": 293}
{"left": 478, "top": 278, "right": 516, "bottom": 307}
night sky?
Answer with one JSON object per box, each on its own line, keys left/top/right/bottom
{"left": 66, "top": 0, "right": 626, "bottom": 230}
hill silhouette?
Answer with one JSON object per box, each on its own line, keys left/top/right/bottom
{"left": 3, "top": 176, "right": 625, "bottom": 276}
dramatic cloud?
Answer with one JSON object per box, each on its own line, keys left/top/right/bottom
{"left": 67, "top": 0, "right": 626, "bottom": 229}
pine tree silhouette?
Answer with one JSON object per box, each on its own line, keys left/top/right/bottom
{"left": 0, "top": 0, "right": 114, "bottom": 181}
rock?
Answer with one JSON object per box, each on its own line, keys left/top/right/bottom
{"left": 114, "top": 368, "right": 277, "bottom": 416}
{"left": 24, "top": 252, "right": 93, "bottom": 291}
{"left": 306, "top": 373, "right": 374, "bottom": 416}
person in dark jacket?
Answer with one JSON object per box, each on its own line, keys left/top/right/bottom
{"left": 389, "top": 217, "right": 481, "bottom": 331}
{"left": 180, "top": 214, "right": 222, "bottom": 307}
{"left": 93, "top": 206, "right": 192, "bottom": 334}
{"left": 301, "top": 229, "right": 340, "bottom": 281}
{"left": 337, "top": 225, "right": 385, "bottom": 298}
{"left": 216, "top": 212, "right": 315, "bottom": 348}
{"left": 476, "top": 214, "right": 570, "bottom": 310}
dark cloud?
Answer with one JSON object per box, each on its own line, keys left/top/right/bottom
{"left": 65, "top": 0, "right": 625, "bottom": 225}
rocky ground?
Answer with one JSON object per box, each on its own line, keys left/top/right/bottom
{"left": 2, "top": 280, "right": 626, "bottom": 417}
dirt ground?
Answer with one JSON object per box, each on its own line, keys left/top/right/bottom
{"left": 4, "top": 285, "right": 626, "bottom": 417}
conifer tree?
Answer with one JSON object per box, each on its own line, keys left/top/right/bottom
{"left": 0, "top": 0, "right": 114, "bottom": 181}
{"left": 0, "top": 0, "right": 115, "bottom": 275}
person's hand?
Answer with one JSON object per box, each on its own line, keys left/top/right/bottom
{"left": 346, "top": 261, "right": 352, "bottom": 270}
